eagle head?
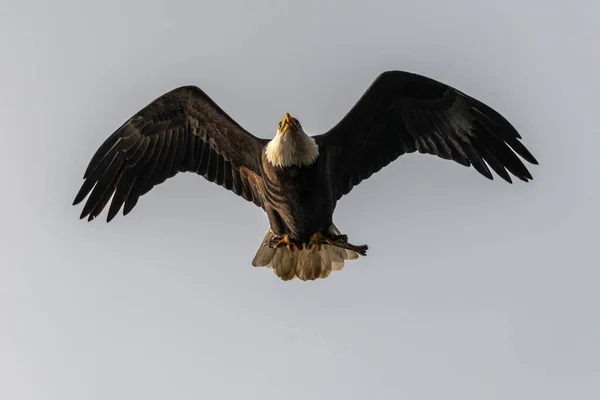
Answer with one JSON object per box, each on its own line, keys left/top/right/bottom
{"left": 277, "top": 112, "right": 302, "bottom": 136}
{"left": 265, "top": 113, "right": 319, "bottom": 168}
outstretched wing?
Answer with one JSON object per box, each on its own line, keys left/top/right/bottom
{"left": 313, "top": 70, "right": 538, "bottom": 200}
{"left": 73, "top": 85, "right": 268, "bottom": 222}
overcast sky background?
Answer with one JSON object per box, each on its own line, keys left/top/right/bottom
{"left": 1, "top": 0, "right": 598, "bottom": 399}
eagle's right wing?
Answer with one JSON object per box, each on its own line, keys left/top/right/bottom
{"left": 73, "top": 85, "right": 268, "bottom": 222}
{"left": 313, "top": 71, "right": 538, "bottom": 200}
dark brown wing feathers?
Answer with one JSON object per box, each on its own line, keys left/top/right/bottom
{"left": 314, "top": 70, "right": 538, "bottom": 200}
{"left": 73, "top": 86, "right": 267, "bottom": 222}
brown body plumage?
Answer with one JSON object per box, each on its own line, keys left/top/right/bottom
{"left": 73, "top": 70, "right": 538, "bottom": 281}
{"left": 260, "top": 148, "right": 333, "bottom": 243}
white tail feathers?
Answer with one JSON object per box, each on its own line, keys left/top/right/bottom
{"left": 251, "top": 226, "right": 361, "bottom": 281}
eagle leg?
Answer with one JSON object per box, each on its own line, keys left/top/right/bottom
{"left": 335, "top": 241, "right": 369, "bottom": 256}
{"left": 307, "top": 231, "right": 368, "bottom": 256}
{"left": 269, "top": 234, "right": 303, "bottom": 251}
{"left": 330, "top": 233, "right": 348, "bottom": 242}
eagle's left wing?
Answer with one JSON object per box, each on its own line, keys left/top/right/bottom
{"left": 313, "top": 70, "right": 538, "bottom": 200}
{"left": 73, "top": 85, "right": 268, "bottom": 222}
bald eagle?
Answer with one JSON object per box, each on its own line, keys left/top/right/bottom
{"left": 73, "top": 70, "right": 538, "bottom": 281}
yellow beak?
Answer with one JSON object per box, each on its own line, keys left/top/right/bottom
{"left": 281, "top": 113, "right": 294, "bottom": 131}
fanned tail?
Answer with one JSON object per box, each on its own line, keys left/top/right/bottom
{"left": 251, "top": 224, "right": 366, "bottom": 281}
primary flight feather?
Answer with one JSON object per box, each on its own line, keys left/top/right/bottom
{"left": 73, "top": 70, "right": 538, "bottom": 281}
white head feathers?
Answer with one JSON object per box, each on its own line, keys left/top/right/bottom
{"left": 265, "top": 113, "right": 319, "bottom": 168}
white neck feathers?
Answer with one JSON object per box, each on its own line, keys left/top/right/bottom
{"left": 265, "top": 131, "right": 319, "bottom": 168}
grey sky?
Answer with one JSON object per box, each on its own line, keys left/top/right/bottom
{"left": 1, "top": 0, "right": 598, "bottom": 399}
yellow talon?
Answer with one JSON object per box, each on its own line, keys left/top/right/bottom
{"left": 271, "top": 234, "right": 302, "bottom": 251}
{"left": 307, "top": 232, "right": 327, "bottom": 250}
{"left": 273, "top": 234, "right": 291, "bottom": 249}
